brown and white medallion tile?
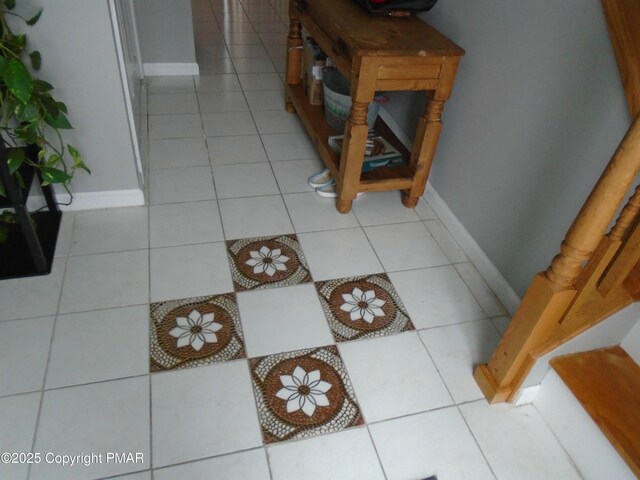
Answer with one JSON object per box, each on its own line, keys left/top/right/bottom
{"left": 227, "top": 234, "right": 312, "bottom": 291}
{"left": 150, "top": 294, "right": 246, "bottom": 372}
{"left": 250, "top": 345, "right": 363, "bottom": 444}
{"left": 315, "top": 274, "right": 414, "bottom": 343}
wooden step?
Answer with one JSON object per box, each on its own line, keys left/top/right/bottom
{"left": 551, "top": 346, "right": 640, "bottom": 477}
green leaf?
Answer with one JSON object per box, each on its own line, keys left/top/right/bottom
{"left": 15, "top": 102, "right": 39, "bottom": 122}
{"left": 40, "top": 166, "right": 72, "bottom": 184}
{"left": 0, "top": 56, "right": 6, "bottom": 75}
{"left": 33, "top": 79, "right": 53, "bottom": 93}
{"left": 29, "top": 51, "right": 41, "bottom": 70}
{"left": 4, "top": 59, "right": 33, "bottom": 103}
{"left": 0, "top": 210, "right": 17, "bottom": 223}
{"left": 13, "top": 34, "right": 26, "bottom": 48}
{"left": 1, "top": 96, "right": 16, "bottom": 120}
{"left": 15, "top": 170, "right": 25, "bottom": 189}
{"left": 5, "top": 0, "right": 15, "bottom": 10}
{"left": 0, "top": 178, "right": 5, "bottom": 197}
{"left": 46, "top": 153, "right": 60, "bottom": 166}
{"left": 68, "top": 145, "right": 80, "bottom": 160}
{"left": 26, "top": 9, "right": 43, "bottom": 26}
{"left": 16, "top": 124, "right": 38, "bottom": 144}
{"left": 0, "top": 224, "right": 8, "bottom": 243}
{"left": 45, "top": 112, "right": 72, "bottom": 129}
{"left": 7, "top": 148, "right": 25, "bottom": 174}
{"left": 69, "top": 145, "right": 90, "bottom": 174}
{"left": 74, "top": 160, "right": 90, "bottom": 174}
{"left": 41, "top": 96, "right": 59, "bottom": 117}
{"left": 56, "top": 101, "right": 67, "bottom": 114}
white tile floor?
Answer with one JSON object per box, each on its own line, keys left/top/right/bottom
{"left": 0, "top": 0, "right": 586, "bottom": 479}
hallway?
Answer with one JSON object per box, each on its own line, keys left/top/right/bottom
{"left": 0, "top": 1, "right": 586, "bottom": 479}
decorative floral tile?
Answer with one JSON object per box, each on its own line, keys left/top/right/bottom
{"left": 227, "top": 234, "right": 312, "bottom": 291}
{"left": 150, "top": 294, "right": 245, "bottom": 372}
{"left": 315, "top": 274, "right": 414, "bottom": 342}
{"left": 250, "top": 346, "right": 363, "bottom": 444}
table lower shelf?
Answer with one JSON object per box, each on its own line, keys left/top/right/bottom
{"left": 286, "top": 83, "right": 415, "bottom": 193}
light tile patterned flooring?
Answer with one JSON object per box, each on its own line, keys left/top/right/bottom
{"left": 0, "top": 0, "right": 585, "bottom": 479}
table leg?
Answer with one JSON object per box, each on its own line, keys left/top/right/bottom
{"left": 285, "top": 13, "right": 303, "bottom": 113}
{"left": 402, "top": 95, "right": 445, "bottom": 208}
{"left": 337, "top": 100, "right": 370, "bottom": 213}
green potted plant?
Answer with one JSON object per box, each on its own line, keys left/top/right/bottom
{"left": 0, "top": 0, "right": 88, "bottom": 277}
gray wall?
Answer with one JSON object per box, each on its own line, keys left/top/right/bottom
{"left": 14, "top": 0, "right": 140, "bottom": 195}
{"left": 385, "top": 0, "right": 631, "bottom": 296}
{"left": 622, "top": 318, "right": 640, "bottom": 365}
{"left": 134, "top": 0, "right": 196, "bottom": 64}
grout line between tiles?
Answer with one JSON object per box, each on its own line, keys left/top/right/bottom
{"left": 532, "top": 402, "right": 587, "bottom": 479}
{"left": 365, "top": 422, "right": 390, "bottom": 480}
{"left": 147, "top": 142, "right": 155, "bottom": 477}
{"left": 151, "top": 444, "right": 266, "bottom": 475}
{"left": 416, "top": 332, "right": 499, "bottom": 480}
{"left": 92, "top": 468, "right": 151, "bottom": 480}
{"left": 26, "top": 248, "right": 71, "bottom": 480}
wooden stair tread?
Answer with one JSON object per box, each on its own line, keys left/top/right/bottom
{"left": 551, "top": 346, "right": 640, "bottom": 477}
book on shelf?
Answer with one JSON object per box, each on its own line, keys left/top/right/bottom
{"left": 328, "top": 131, "right": 405, "bottom": 173}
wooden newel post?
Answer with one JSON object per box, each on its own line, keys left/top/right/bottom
{"left": 475, "top": 114, "right": 640, "bottom": 403}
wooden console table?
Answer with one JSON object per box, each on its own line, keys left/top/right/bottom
{"left": 285, "top": 0, "right": 464, "bottom": 213}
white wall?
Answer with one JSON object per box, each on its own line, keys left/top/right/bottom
{"left": 622, "top": 319, "right": 640, "bottom": 365}
{"left": 384, "top": 0, "right": 630, "bottom": 297}
{"left": 14, "top": 0, "right": 142, "bottom": 207}
{"left": 134, "top": 0, "right": 198, "bottom": 75}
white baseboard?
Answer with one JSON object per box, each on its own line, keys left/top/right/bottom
{"left": 513, "top": 384, "right": 541, "bottom": 406}
{"left": 26, "top": 189, "right": 145, "bottom": 212}
{"left": 378, "top": 106, "right": 521, "bottom": 315}
{"left": 425, "top": 187, "right": 521, "bottom": 314}
{"left": 143, "top": 62, "right": 200, "bottom": 76}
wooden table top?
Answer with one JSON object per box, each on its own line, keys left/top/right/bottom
{"left": 302, "top": 0, "right": 465, "bottom": 57}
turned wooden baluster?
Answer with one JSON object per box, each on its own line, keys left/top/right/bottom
{"left": 609, "top": 185, "right": 640, "bottom": 242}
{"left": 598, "top": 185, "right": 640, "bottom": 296}
{"left": 285, "top": 6, "right": 303, "bottom": 113}
{"left": 475, "top": 114, "right": 640, "bottom": 403}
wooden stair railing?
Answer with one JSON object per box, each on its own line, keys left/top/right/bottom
{"left": 602, "top": 0, "right": 640, "bottom": 118}
{"left": 474, "top": 114, "right": 640, "bottom": 403}
{"left": 475, "top": 0, "right": 640, "bottom": 404}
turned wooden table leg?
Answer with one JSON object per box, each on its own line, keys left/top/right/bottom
{"left": 337, "top": 100, "right": 370, "bottom": 213}
{"left": 285, "top": 11, "right": 302, "bottom": 112}
{"left": 401, "top": 194, "right": 420, "bottom": 208}
{"left": 403, "top": 94, "right": 445, "bottom": 208}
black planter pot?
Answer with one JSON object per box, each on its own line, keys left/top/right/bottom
{"left": 0, "top": 145, "right": 62, "bottom": 280}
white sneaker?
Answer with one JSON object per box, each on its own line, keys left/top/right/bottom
{"left": 308, "top": 168, "right": 334, "bottom": 189}
{"left": 316, "top": 183, "right": 364, "bottom": 198}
